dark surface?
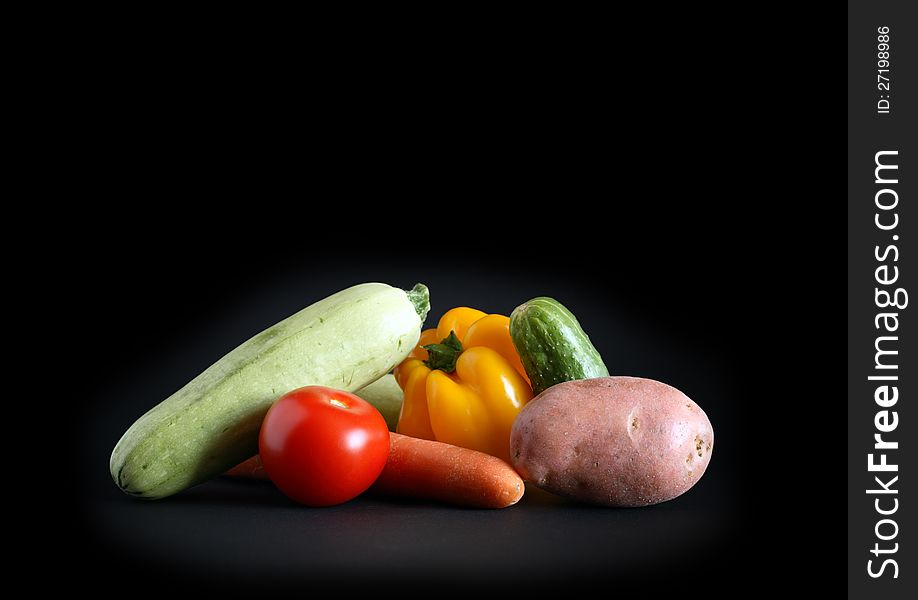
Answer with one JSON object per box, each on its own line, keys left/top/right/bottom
{"left": 90, "top": 479, "right": 735, "bottom": 584}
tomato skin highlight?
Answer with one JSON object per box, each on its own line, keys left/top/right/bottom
{"left": 259, "top": 386, "right": 390, "bottom": 507}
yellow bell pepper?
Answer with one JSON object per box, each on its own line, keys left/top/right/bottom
{"left": 394, "top": 307, "right": 533, "bottom": 462}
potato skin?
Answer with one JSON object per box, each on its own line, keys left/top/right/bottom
{"left": 510, "top": 376, "right": 713, "bottom": 507}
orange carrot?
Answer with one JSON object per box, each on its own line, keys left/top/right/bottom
{"left": 225, "top": 455, "right": 268, "bottom": 480}
{"left": 227, "top": 433, "right": 525, "bottom": 509}
{"left": 370, "top": 433, "right": 524, "bottom": 508}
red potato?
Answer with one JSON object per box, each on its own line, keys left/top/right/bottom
{"left": 227, "top": 433, "right": 524, "bottom": 509}
{"left": 511, "top": 376, "right": 714, "bottom": 507}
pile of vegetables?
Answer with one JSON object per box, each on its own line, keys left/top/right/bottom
{"left": 111, "top": 282, "right": 713, "bottom": 509}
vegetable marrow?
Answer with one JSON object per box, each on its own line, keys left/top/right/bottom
{"left": 355, "top": 373, "right": 403, "bottom": 431}
{"left": 111, "top": 282, "right": 429, "bottom": 499}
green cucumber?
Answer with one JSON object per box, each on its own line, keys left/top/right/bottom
{"left": 111, "top": 282, "right": 429, "bottom": 499}
{"left": 355, "top": 373, "right": 403, "bottom": 431}
{"left": 509, "top": 296, "right": 609, "bottom": 395}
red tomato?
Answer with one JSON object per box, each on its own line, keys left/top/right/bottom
{"left": 259, "top": 386, "right": 390, "bottom": 506}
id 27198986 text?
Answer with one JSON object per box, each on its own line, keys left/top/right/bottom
{"left": 876, "top": 26, "right": 891, "bottom": 114}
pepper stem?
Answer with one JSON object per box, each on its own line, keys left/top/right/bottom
{"left": 423, "top": 331, "right": 463, "bottom": 373}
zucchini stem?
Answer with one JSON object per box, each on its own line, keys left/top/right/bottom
{"left": 407, "top": 283, "right": 430, "bottom": 322}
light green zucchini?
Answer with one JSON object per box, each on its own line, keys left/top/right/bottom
{"left": 111, "top": 282, "right": 429, "bottom": 499}
{"left": 355, "top": 373, "right": 403, "bottom": 431}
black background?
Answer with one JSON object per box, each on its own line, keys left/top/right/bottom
{"left": 60, "top": 7, "right": 847, "bottom": 597}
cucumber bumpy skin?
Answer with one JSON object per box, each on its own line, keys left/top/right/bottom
{"left": 509, "top": 296, "right": 609, "bottom": 395}
{"left": 111, "top": 282, "right": 429, "bottom": 500}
